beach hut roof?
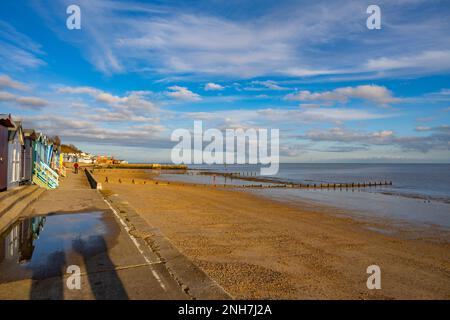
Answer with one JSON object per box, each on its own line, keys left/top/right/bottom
{"left": 23, "top": 128, "right": 37, "bottom": 139}
{"left": 0, "top": 113, "right": 14, "bottom": 128}
{"left": 35, "top": 131, "right": 47, "bottom": 142}
{"left": 7, "top": 120, "right": 24, "bottom": 144}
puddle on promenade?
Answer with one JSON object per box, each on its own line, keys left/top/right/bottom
{"left": 0, "top": 211, "right": 118, "bottom": 283}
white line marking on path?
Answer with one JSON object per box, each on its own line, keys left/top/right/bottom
{"left": 103, "top": 197, "right": 167, "bottom": 291}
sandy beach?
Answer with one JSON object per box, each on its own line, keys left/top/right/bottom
{"left": 93, "top": 168, "right": 450, "bottom": 299}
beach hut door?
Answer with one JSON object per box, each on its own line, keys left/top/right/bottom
{"left": 0, "top": 126, "right": 8, "bottom": 191}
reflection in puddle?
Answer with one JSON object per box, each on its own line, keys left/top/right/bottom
{"left": 0, "top": 211, "right": 111, "bottom": 283}
{"left": 0, "top": 216, "right": 46, "bottom": 265}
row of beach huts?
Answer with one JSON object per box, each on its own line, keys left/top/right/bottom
{"left": 0, "top": 114, "right": 65, "bottom": 192}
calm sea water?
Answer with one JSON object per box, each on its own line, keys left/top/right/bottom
{"left": 189, "top": 163, "right": 449, "bottom": 198}
{"left": 161, "top": 164, "right": 450, "bottom": 229}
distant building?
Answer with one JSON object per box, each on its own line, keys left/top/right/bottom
{"left": 62, "top": 152, "right": 95, "bottom": 164}
{"left": 95, "top": 155, "right": 113, "bottom": 165}
{"left": 94, "top": 155, "right": 127, "bottom": 165}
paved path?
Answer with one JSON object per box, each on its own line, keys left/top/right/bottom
{"left": 0, "top": 170, "right": 188, "bottom": 299}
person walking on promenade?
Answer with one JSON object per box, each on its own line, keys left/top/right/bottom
{"left": 73, "top": 162, "right": 79, "bottom": 174}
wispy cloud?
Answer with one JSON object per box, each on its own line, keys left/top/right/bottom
{"left": 20, "top": 114, "right": 169, "bottom": 148}
{"left": 0, "top": 20, "right": 45, "bottom": 70}
{"left": 57, "top": 86, "right": 158, "bottom": 115}
{"left": 0, "top": 90, "right": 48, "bottom": 109}
{"left": 0, "top": 74, "right": 29, "bottom": 90}
{"left": 33, "top": 0, "right": 450, "bottom": 80}
{"left": 300, "top": 126, "right": 450, "bottom": 153}
{"left": 204, "top": 82, "right": 224, "bottom": 91}
{"left": 245, "top": 80, "right": 288, "bottom": 91}
{"left": 184, "top": 107, "right": 392, "bottom": 127}
{"left": 166, "top": 86, "right": 201, "bottom": 101}
{"left": 365, "top": 50, "right": 450, "bottom": 74}
{"left": 285, "top": 85, "right": 399, "bottom": 106}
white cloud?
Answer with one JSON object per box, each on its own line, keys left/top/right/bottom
{"left": 302, "top": 126, "right": 450, "bottom": 153}
{"left": 95, "top": 92, "right": 127, "bottom": 104}
{"left": 15, "top": 96, "right": 48, "bottom": 107}
{"left": 285, "top": 85, "right": 399, "bottom": 106}
{"left": 204, "top": 82, "right": 224, "bottom": 91}
{"left": 32, "top": 1, "right": 359, "bottom": 78}
{"left": 0, "top": 91, "right": 15, "bottom": 101}
{"left": 57, "top": 86, "right": 158, "bottom": 116}
{"left": 299, "top": 103, "right": 321, "bottom": 108}
{"left": 183, "top": 107, "right": 391, "bottom": 128}
{"left": 365, "top": 50, "right": 450, "bottom": 73}
{"left": 20, "top": 114, "right": 168, "bottom": 147}
{"left": 0, "top": 90, "right": 48, "bottom": 109}
{"left": 0, "top": 21, "right": 45, "bottom": 70}
{"left": 297, "top": 108, "right": 390, "bottom": 122}
{"left": 281, "top": 68, "right": 345, "bottom": 77}
{"left": 371, "top": 130, "right": 394, "bottom": 138}
{"left": 166, "top": 86, "right": 201, "bottom": 101}
{"left": 58, "top": 86, "right": 100, "bottom": 96}
{"left": 34, "top": 1, "right": 450, "bottom": 79}
{"left": 415, "top": 126, "right": 431, "bottom": 132}
{"left": 0, "top": 74, "right": 29, "bottom": 91}
{"left": 248, "top": 80, "right": 288, "bottom": 91}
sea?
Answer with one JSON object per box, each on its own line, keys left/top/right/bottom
{"left": 157, "top": 163, "right": 450, "bottom": 230}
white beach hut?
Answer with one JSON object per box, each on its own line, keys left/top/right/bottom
{"left": 7, "top": 121, "right": 25, "bottom": 189}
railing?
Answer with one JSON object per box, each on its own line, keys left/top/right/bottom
{"left": 33, "top": 161, "right": 59, "bottom": 189}
{"left": 59, "top": 165, "right": 67, "bottom": 177}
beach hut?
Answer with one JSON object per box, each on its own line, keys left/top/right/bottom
{"left": 0, "top": 114, "right": 15, "bottom": 191}
{"left": 23, "top": 129, "right": 36, "bottom": 183}
{"left": 50, "top": 142, "right": 61, "bottom": 172}
{"left": 7, "top": 120, "right": 25, "bottom": 190}
{"left": 32, "top": 132, "right": 59, "bottom": 189}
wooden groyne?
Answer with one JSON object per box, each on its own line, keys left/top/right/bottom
{"left": 99, "top": 164, "right": 187, "bottom": 170}
{"left": 196, "top": 171, "right": 393, "bottom": 189}
{"left": 195, "top": 171, "right": 258, "bottom": 177}
{"left": 263, "top": 181, "right": 393, "bottom": 189}
{"left": 96, "top": 176, "right": 393, "bottom": 189}
{"left": 91, "top": 168, "right": 393, "bottom": 190}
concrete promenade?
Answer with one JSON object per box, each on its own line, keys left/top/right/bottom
{"left": 0, "top": 170, "right": 228, "bottom": 299}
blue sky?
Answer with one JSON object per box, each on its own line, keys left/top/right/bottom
{"left": 0, "top": 0, "right": 449, "bottom": 163}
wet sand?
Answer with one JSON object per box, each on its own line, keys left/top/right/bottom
{"left": 93, "top": 169, "right": 450, "bottom": 299}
